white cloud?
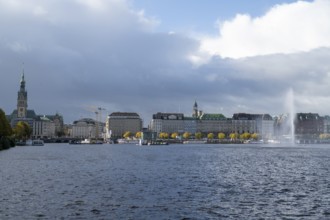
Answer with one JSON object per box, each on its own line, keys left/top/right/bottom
{"left": 75, "top": 0, "right": 105, "bottom": 10}
{"left": 201, "top": 0, "right": 330, "bottom": 59}
{"left": 2, "top": 0, "right": 330, "bottom": 124}
{"left": 33, "top": 5, "right": 48, "bottom": 16}
{"left": 7, "top": 41, "right": 29, "bottom": 53}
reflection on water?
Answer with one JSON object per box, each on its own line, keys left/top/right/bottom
{"left": 0, "top": 144, "right": 330, "bottom": 219}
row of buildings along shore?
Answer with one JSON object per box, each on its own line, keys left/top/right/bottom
{"left": 5, "top": 72, "right": 330, "bottom": 141}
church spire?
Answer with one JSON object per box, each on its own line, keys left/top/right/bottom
{"left": 21, "top": 69, "right": 25, "bottom": 82}
{"left": 20, "top": 65, "right": 25, "bottom": 91}
{"left": 193, "top": 100, "right": 198, "bottom": 118}
{"left": 17, "top": 66, "right": 28, "bottom": 118}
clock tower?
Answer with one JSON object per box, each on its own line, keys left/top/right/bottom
{"left": 17, "top": 71, "right": 28, "bottom": 118}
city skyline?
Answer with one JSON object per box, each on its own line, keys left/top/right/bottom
{"left": 1, "top": 0, "right": 330, "bottom": 123}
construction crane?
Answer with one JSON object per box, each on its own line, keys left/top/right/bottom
{"left": 98, "top": 107, "right": 106, "bottom": 124}
{"left": 84, "top": 106, "right": 106, "bottom": 140}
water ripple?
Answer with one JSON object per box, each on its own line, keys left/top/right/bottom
{"left": 0, "top": 144, "right": 329, "bottom": 219}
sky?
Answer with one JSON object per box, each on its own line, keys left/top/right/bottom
{"left": 1, "top": 0, "right": 330, "bottom": 125}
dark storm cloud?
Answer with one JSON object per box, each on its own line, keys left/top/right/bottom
{"left": 1, "top": 0, "right": 330, "bottom": 124}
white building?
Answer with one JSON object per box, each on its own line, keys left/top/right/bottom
{"left": 33, "top": 116, "right": 56, "bottom": 139}
{"left": 149, "top": 102, "right": 275, "bottom": 139}
{"left": 71, "top": 118, "right": 104, "bottom": 139}
{"left": 232, "top": 113, "right": 274, "bottom": 138}
{"left": 150, "top": 113, "right": 184, "bottom": 134}
{"left": 106, "top": 112, "right": 142, "bottom": 138}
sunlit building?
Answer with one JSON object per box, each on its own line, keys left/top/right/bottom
{"left": 232, "top": 113, "right": 274, "bottom": 138}
{"left": 150, "top": 113, "right": 185, "bottom": 134}
{"left": 71, "top": 118, "right": 104, "bottom": 139}
{"left": 149, "top": 102, "right": 275, "bottom": 138}
{"left": 106, "top": 112, "right": 142, "bottom": 138}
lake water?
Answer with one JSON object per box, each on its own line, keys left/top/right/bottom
{"left": 0, "top": 143, "right": 329, "bottom": 219}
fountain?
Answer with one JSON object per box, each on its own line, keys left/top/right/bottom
{"left": 285, "top": 88, "right": 295, "bottom": 145}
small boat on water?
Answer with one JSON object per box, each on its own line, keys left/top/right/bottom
{"left": 32, "top": 139, "right": 44, "bottom": 146}
{"left": 81, "top": 139, "right": 103, "bottom": 144}
{"left": 136, "top": 139, "right": 168, "bottom": 146}
{"left": 81, "top": 139, "right": 91, "bottom": 144}
{"left": 183, "top": 140, "right": 207, "bottom": 144}
{"left": 244, "top": 140, "right": 264, "bottom": 144}
{"left": 118, "top": 139, "right": 139, "bottom": 144}
{"left": 69, "top": 140, "right": 82, "bottom": 144}
{"left": 16, "top": 139, "right": 44, "bottom": 146}
{"left": 147, "top": 141, "right": 168, "bottom": 146}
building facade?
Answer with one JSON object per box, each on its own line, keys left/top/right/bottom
{"left": 197, "top": 113, "right": 231, "bottom": 134}
{"left": 295, "top": 113, "right": 324, "bottom": 138}
{"left": 7, "top": 71, "right": 64, "bottom": 139}
{"left": 71, "top": 118, "right": 97, "bottom": 139}
{"left": 33, "top": 116, "right": 56, "bottom": 139}
{"left": 106, "top": 112, "right": 142, "bottom": 138}
{"left": 149, "top": 102, "right": 275, "bottom": 138}
{"left": 150, "top": 113, "right": 185, "bottom": 134}
{"left": 323, "top": 116, "right": 330, "bottom": 134}
{"left": 232, "top": 113, "right": 274, "bottom": 138}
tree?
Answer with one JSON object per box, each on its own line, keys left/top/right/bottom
{"left": 229, "top": 133, "right": 238, "bottom": 140}
{"left": 183, "top": 132, "right": 191, "bottom": 140}
{"left": 207, "top": 133, "right": 214, "bottom": 140}
{"left": 218, "top": 133, "right": 226, "bottom": 140}
{"left": 320, "top": 133, "right": 330, "bottom": 139}
{"left": 251, "top": 133, "right": 259, "bottom": 140}
{"left": 135, "top": 131, "right": 142, "bottom": 139}
{"left": 123, "top": 131, "right": 132, "bottom": 139}
{"left": 13, "top": 121, "right": 32, "bottom": 141}
{"left": 240, "top": 132, "right": 251, "bottom": 140}
{"left": 171, "top": 132, "right": 178, "bottom": 139}
{"left": 0, "top": 109, "right": 14, "bottom": 150}
{"left": 195, "top": 132, "right": 202, "bottom": 140}
{"left": 0, "top": 109, "right": 12, "bottom": 137}
{"left": 159, "top": 132, "right": 169, "bottom": 139}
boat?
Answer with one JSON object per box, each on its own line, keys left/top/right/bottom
{"left": 32, "top": 139, "right": 44, "bottom": 146}
{"left": 81, "top": 139, "right": 91, "bottom": 144}
{"left": 117, "top": 139, "right": 139, "bottom": 144}
{"left": 183, "top": 140, "right": 207, "bottom": 144}
{"left": 267, "top": 139, "right": 281, "bottom": 144}
{"left": 81, "top": 139, "right": 103, "bottom": 144}
{"left": 137, "top": 139, "right": 147, "bottom": 146}
{"left": 69, "top": 140, "right": 82, "bottom": 144}
{"left": 244, "top": 140, "right": 264, "bottom": 144}
{"left": 147, "top": 141, "right": 168, "bottom": 146}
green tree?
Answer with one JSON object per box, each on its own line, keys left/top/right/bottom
{"left": 0, "top": 109, "right": 12, "bottom": 137}
{"left": 123, "top": 131, "right": 132, "bottom": 139}
{"left": 183, "top": 132, "right": 191, "bottom": 140}
{"left": 0, "top": 109, "right": 14, "bottom": 150}
{"left": 195, "top": 132, "right": 202, "bottom": 140}
{"left": 218, "top": 133, "right": 226, "bottom": 140}
{"left": 13, "top": 121, "right": 32, "bottom": 141}
{"left": 207, "top": 133, "right": 214, "bottom": 140}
